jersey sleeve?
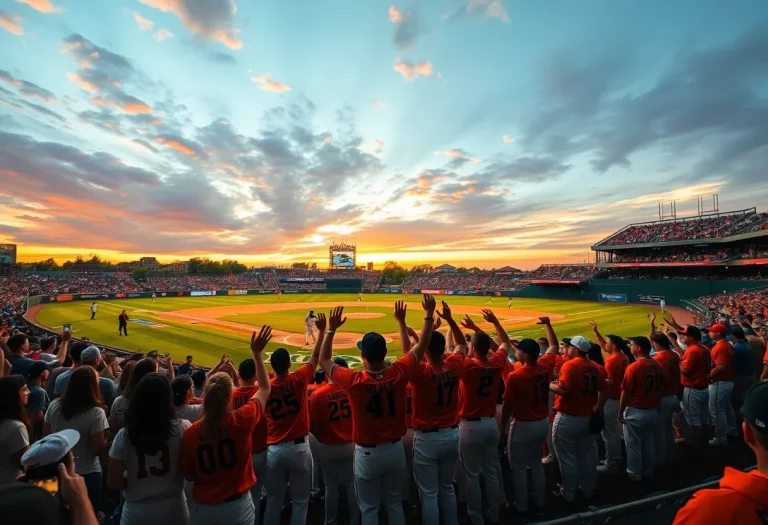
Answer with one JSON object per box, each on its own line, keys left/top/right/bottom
{"left": 502, "top": 374, "right": 515, "bottom": 404}
{"left": 109, "top": 428, "right": 128, "bottom": 460}
{"left": 391, "top": 353, "right": 419, "bottom": 379}
{"left": 295, "top": 364, "right": 314, "bottom": 386}
{"left": 90, "top": 407, "right": 109, "bottom": 435}
{"left": 6, "top": 421, "right": 29, "bottom": 454}
{"left": 621, "top": 364, "right": 634, "bottom": 392}
{"left": 331, "top": 365, "right": 355, "bottom": 390}
{"left": 680, "top": 349, "right": 696, "bottom": 371}
{"left": 489, "top": 349, "right": 508, "bottom": 368}
{"left": 232, "top": 400, "right": 259, "bottom": 431}
{"left": 558, "top": 362, "right": 574, "bottom": 390}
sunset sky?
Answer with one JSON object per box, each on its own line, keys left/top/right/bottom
{"left": 1, "top": 0, "right": 767, "bottom": 270}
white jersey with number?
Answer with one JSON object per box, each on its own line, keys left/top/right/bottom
{"left": 305, "top": 315, "right": 315, "bottom": 330}
{"left": 109, "top": 419, "right": 190, "bottom": 503}
{"left": 91, "top": 304, "right": 97, "bottom": 313}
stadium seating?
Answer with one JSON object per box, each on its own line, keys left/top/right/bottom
{"left": 527, "top": 264, "right": 596, "bottom": 281}
{"left": 483, "top": 273, "right": 527, "bottom": 291}
{"left": 405, "top": 272, "right": 492, "bottom": 291}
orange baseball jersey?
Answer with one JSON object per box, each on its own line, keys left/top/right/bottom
{"left": 405, "top": 383, "right": 414, "bottom": 428}
{"left": 265, "top": 364, "right": 313, "bottom": 445}
{"left": 538, "top": 352, "right": 563, "bottom": 380}
{"left": 554, "top": 357, "right": 607, "bottom": 416}
{"left": 621, "top": 358, "right": 663, "bottom": 409}
{"left": 653, "top": 350, "right": 681, "bottom": 397}
{"left": 331, "top": 353, "right": 417, "bottom": 444}
{"left": 680, "top": 343, "right": 712, "bottom": 389}
{"left": 180, "top": 401, "right": 262, "bottom": 504}
{"left": 410, "top": 353, "right": 464, "bottom": 429}
{"left": 710, "top": 341, "right": 735, "bottom": 382}
{"left": 604, "top": 352, "right": 629, "bottom": 400}
{"left": 672, "top": 468, "right": 768, "bottom": 525}
{"left": 309, "top": 383, "right": 353, "bottom": 445}
{"left": 496, "top": 358, "right": 516, "bottom": 404}
{"left": 502, "top": 363, "right": 551, "bottom": 421}
{"left": 230, "top": 386, "right": 268, "bottom": 453}
{"left": 458, "top": 350, "right": 508, "bottom": 419}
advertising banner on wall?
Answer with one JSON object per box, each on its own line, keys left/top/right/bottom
{"left": 227, "top": 290, "right": 249, "bottom": 296}
{"left": 191, "top": 290, "right": 215, "bottom": 297}
{"left": 79, "top": 294, "right": 110, "bottom": 300}
{"left": 420, "top": 289, "right": 444, "bottom": 295}
{"left": 637, "top": 294, "right": 665, "bottom": 304}
{"left": 56, "top": 294, "right": 73, "bottom": 302}
{"left": 599, "top": 293, "right": 628, "bottom": 303}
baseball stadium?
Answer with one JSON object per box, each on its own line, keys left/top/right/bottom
{"left": 2, "top": 205, "right": 768, "bottom": 524}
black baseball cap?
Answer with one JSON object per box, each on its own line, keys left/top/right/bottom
{"left": 28, "top": 361, "right": 48, "bottom": 380}
{"left": 561, "top": 337, "right": 572, "bottom": 346}
{"left": 333, "top": 357, "right": 349, "bottom": 368}
{"left": 731, "top": 327, "right": 745, "bottom": 339}
{"left": 680, "top": 325, "right": 702, "bottom": 340}
{"left": 357, "top": 332, "right": 387, "bottom": 362}
{"left": 516, "top": 338, "right": 540, "bottom": 360}
{"left": 744, "top": 382, "right": 768, "bottom": 433}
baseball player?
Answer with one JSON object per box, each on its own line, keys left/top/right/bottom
{"left": 677, "top": 325, "right": 711, "bottom": 445}
{"left": 409, "top": 301, "right": 465, "bottom": 525}
{"left": 507, "top": 297, "right": 513, "bottom": 310}
{"left": 536, "top": 318, "right": 563, "bottom": 465}
{"left": 451, "top": 309, "right": 511, "bottom": 525}
{"left": 309, "top": 357, "right": 360, "bottom": 525}
{"left": 651, "top": 332, "right": 681, "bottom": 466}
{"left": 90, "top": 302, "right": 97, "bottom": 320}
{"left": 620, "top": 336, "right": 663, "bottom": 481}
{"left": 672, "top": 382, "right": 768, "bottom": 524}
{"left": 660, "top": 298, "right": 666, "bottom": 313}
{"left": 308, "top": 371, "right": 325, "bottom": 502}
{"left": 707, "top": 323, "right": 737, "bottom": 446}
{"left": 230, "top": 357, "right": 270, "bottom": 525}
{"left": 119, "top": 310, "right": 129, "bottom": 336}
{"left": 358, "top": 292, "right": 363, "bottom": 302}
{"left": 263, "top": 319, "right": 324, "bottom": 525}
{"left": 305, "top": 311, "right": 317, "bottom": 345}
{"left": 549, "top": 335, "right": 607, "bottom": 503}
{"left": 499, "top": 338, "right": 553, "bottom": 515}
{"left": 180, "top": 326, "right": 272, "bottom": 525}
{"left": 590, "top": 322, "right": 629, "bottom": 473}
{"left": 402, "top": 383, "right": 416, "bottom": 504}
{"left": 318, "top": 297, "right": 437, "bottom": 525}
{"left": 152, "top": 292, "right": 156, "bottom": 302}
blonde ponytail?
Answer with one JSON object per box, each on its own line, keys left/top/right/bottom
{"left": 200, "top": 372, "right": 233, "bottom": 440}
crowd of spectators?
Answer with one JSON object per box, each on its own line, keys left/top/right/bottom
{"left": 697, "top": 289, "right": 768, "bottom": 320}
{"left": 598, "top": 210, "right": 768, "bottom": 247}
{"left": 483, "top": 273, "right": 527, "bottom": 291}
{"left": 145, "top": 274, "right": 267, "bottom": 291}
{"left": 611, "top": 248, "right": 735, "bottom": 264}
{"left": 0, "top": 273, "right": 142, "bottom": 308}
{"left": 527, "top": 265, "right": 596, "bottom": 281}
{"left": 405, "top": 272, "right": 492, "bottom": 291}
{"left": 601, "top": 268, "right": 766, "bottom": 280}
{"left": 362, "top": 271, "right": 382, "bottom": 289}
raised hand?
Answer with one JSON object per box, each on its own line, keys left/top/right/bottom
{"left": 329, "top": 306, "right": 347, "bottom": 331}
{"left": 461, "top": 314, "right": 480, "bottom": 332}
{"left": 536, "top": 316, "right": 551, "bottom": 325}
{"left": 315, "top": 312, "right": 327, "bottom": 333}
{"left": 406, "top": 327, "right": 418, "bottom": 341}
{"left": 61, "top": 328, "right": 73, "bottom": 342}
{"left": 394, "top": 301, "right": 407, "bottom": 323}
{"left": 433, "top": 316, "right": 442, "bottom": 331}
{"left": 422, "top": 294, "right": 436, "bottom": 315}
{"left": 436, "top": 301, "right": 453, "bottom": 322}
{"left": 589, "top": 320, "right": 597, "bottom": 331}
{"left": 482, "top": 308, "right": 498, "bottom": 324}
{"left": 250, "top": 326, "right": 273, "bottom": 354}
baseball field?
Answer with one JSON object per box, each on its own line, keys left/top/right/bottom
{"left": 29, "top": 294, "right": 682, "bottom": 368}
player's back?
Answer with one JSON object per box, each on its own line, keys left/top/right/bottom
{"left": 504, "top": 364, "right": 551, "bottom": 421}
{"left": 231, "top": 386, "right": 268, "bottom": 453}
{"left": 265, "top": 364, "right": 313, "bottom": 445}
{"left": 458, "top": 351, "right": 507, "bottom": 419}
{"left": 310, "top": 383, "right": 353, "bottom": 445}
{"left": 331, "top": 355, "right": 415, "bottom": 444}
{"left": 711, "top": 340, "right": 735, "bottom": 381}
{"left": 410, "top": 353, "right": 464, "bottom": 429}
{"left": 653, "top": 350, "right": 681, "bottom": 397}
{"left": 554, "top": 357, "right": 604, "bottom": 416}
{"left": 604, "top": 352, "right": 629, "bottom": 400}
{"left": 623, "top": 359, "right": 663, "bottom": 409}
{"left": 180, "top": 402, "right": 261, "bottom": 504}
{"left": 681, "top": 343, "right": 711, "bottom": 388}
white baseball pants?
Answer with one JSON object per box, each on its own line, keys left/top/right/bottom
{"left": 401, "top": 428, "right": 415, "bottom": 501}
{"left": 309, "top": 433, "right": 322, "bottom": 498}
{"left": 413, "top": 427, "right": 460, "bottom": 525}
{"left": 709, "top": 380, "right": 736, "bottom": 444}
{"left": 601, "top": 398, "right": 622, "bottom": 468}
{"left": 189, "top": 492, "right": 254, "bottom": 525}
{"left": 264, "top": 439, "right": 312, "bottom": 525}
{"left": 544, "top": 390, "right": 556, "bottom": 462}
{"left": 459, "top": 417, "right": 501, "bottom": 525}
{"left": 317, "top": 441, "right": 359, "bottom": 525}
{"left": 354, "top": 439, "right": 406, "bottom": 525}
{"left": 682, "top": 386, "right": 709, "bottom": 437}
{"left": 654, "top": 395, "right": 679, "bottom": 466}
{"left": 552, "top": 413, "right": 596, "bottom": 502}
{"left": 305, "top": 328, "right": 316, "bottom": 344}
{"left": 623, "top": 407, "right": 658, "bottom": 481}
{"left": 249, "top": 450, "right": 267, "bottom": 525}
{"left": 507, "top": 418, "right": 548, "bottom": 512}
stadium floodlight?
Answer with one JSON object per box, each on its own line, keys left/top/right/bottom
{"left": 658, "top": 201, "right": 677, "bottom": 221}
{"left": 697, "top": 194, "right": 720, "bottom": 216}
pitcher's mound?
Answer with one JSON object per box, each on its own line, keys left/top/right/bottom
{"left": 346, "top": 313, "right": 385, "bottom": 319}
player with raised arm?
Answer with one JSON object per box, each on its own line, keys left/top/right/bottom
{"left": 263, "top": 319, "right": 324, "bottom": 525}
{"left": 318, "top": 296, "right": 437, "bottom": 525}
{"left": 180, "top": 326, "right": 272, "bottom": 525}
{"left": 536, "top": 317, "right": 563, "bottom": 465}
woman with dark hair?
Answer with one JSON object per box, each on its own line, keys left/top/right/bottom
{"left": 110, "top": 358, "right": 159, "bottom": 432}
{"left": 117, "top": 361, "right": 137, "bottom": 394}
{"left": 108, "top": 373, "right": 190, "bottom": 525}
{"left": 172, "top": 376, "right": 203, "bottom": 423}
{"left": 44, "top": 366, "right": 109, "bottom": 513}
{"left": 0, "top": 375, "right": 30, "bottom": 486}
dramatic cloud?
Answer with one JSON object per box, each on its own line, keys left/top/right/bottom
{"left": 0, "top": 69, "right": 57, "bottom": 102}
{"left": 388, "top": 5, "right": 403, "bottom": 23}
{"left": 251, "top": 73, "right": 291, "bottom": 93}
{"left": 477, "top": 156, "right": 571, "bottom": 183}
{"left": 66, "top": 73, "right": 99, "bottom": 94}
{"left": 15, "top": 0, "right": 64, "bottom": 14}
{"left": 154, "top": 28, "right": 173, "bottom": 41}
{"left": 139, "top": 0, "right": 243, "bottom": 50}
{"left": 133, "top": 12, "right": 154, "bottom": 31}
{"left": 0, "top": 9, "right": 23, "bottom": 36}
{"left": 393, "top": 58, "right": 433, "bottom": 81}
{"left": 92, "top": 94, "right": 152, "bottom": 114}
{"left": 389, "top": 5, "right": 419, "bottom": 50}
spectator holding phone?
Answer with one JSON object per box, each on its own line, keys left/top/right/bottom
{"left": 0, "top": 375, "right": 30, "bottom": 486}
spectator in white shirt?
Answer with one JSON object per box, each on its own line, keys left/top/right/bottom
{"left": 0, "top": 376, "right": 30, "bottom": 486}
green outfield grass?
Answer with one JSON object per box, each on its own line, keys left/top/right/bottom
{"left": 33, "top": 294, "right": 662, "bottom": 368}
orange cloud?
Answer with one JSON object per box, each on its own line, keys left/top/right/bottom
{"left": 445, "top": 149, "right": 463, "bottom": 157}
{"left": 393, "top": 58, "right": 433, "bottom": 81}
{"left": 154, "top": 136, "right": 196, "bottom": 156}
{"left": 91, "top": 97, "right": 152, "bottom": 114}
{"left": 0, "top": 10, "right": 23, "bottom": 36}
{"left": 67, "top": 72, "right": 99, "bottom": 93}
{"left": 139, "top": 0, "right": 242, "bottom": 49}
{"left": 154, "top": 28, "right": 173, "bottom": 41}
{"left": 251, "top": 73, "right": 291, "bottom": 93}
{"left": 503, "top": 135, "right": 513, "bottom": 143}
{"left": 388, "top": 5, "right": 403, "bottom": 23}
{"left": 133, "top": 11, "right": 154, "bottom": 31}
{"left": 16, "top": 0, "right": 64, "bottom": 14}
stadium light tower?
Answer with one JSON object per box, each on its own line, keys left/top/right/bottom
{"left": 658, "top": 201, "right": 677, "bottom": 221}
{"left": 697, "top": 194, "right": 720, "bottom": 216}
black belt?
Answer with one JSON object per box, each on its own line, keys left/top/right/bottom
{"left": 276, "top": 436, "right": 306, "bottom": 446}
{"left": 686, "top": 386, "right": 708, "bottom": 390}
{"left": 463, "top": 416, "right": 492, "bottom": 422}
{"left": 419, "top": 424, "right": 459, "bottom": 433}
{"left": 223, "top": 491, "right": 245, "bottom": 503}
{"left": 357, "top": 438, "right": 400, "bottom": 448}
